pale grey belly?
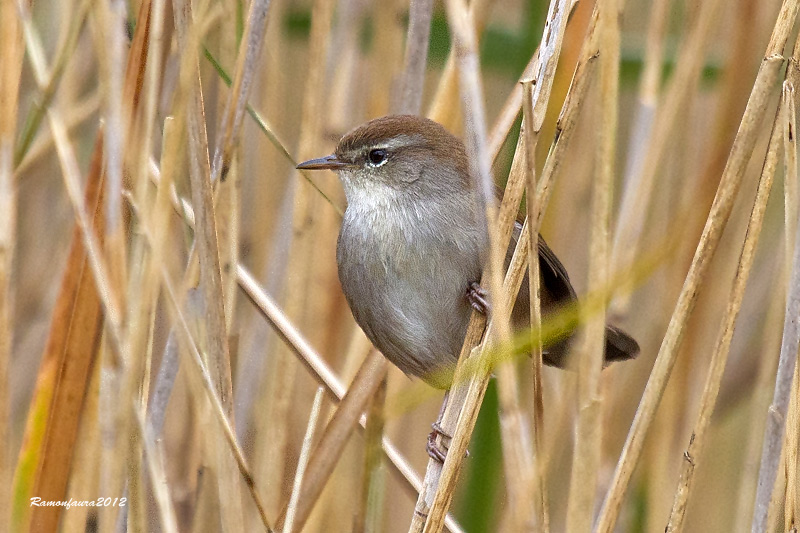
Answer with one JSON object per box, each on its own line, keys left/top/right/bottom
{"left": 337, "top": 239, "right": 477, "bottom": 387}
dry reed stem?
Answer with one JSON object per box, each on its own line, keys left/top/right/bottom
{"left": 427, "top": 0, "right": 492, "bottom": 130}
{"left": 11, "top": 0, "right": 153, "bottom": 528}
{"left": 355, "top": 372, "right": 388, "bottom": 533}
{"left": 613, "top": 0, "right": 669, "bottom": 316}
{"left": 664, "top": 79, "right": 791, "bottom": 533}
{"left": 410, "top": 0, "right": 508, "bottom": 531}
{"left": 367, "top": 0, "right": 405, "bottom": 117}
{"left": 209, "top": 0, "right": 272, "bottom": 184}
{"left": 789, "top": 83, "right": 800, "bottom": 525}
{"left": 283, "top": 387, "right": 324, "bottom": 533}
{"left": 565, "top": 0, "right": 619, "bottom": 529}
{"left": 414, "top": 0, "right": 584, "bottom": 529}
{"left": 528, "top": 0, "right": 572, "bottom": 131}
{"left": 521, "top": 81, "right": 548, "bottom": 532}
{"left": 130, "top": 232, "right": 272, "bottom": 530}
{"left": 752, "top": 47, "right": 800, "bottom": 533}
{"left": 14, "top": 90, "right": 99, "bottom": 175}
{"left": 133, "top": 407, "right": 179, "bottom": 533}
{"left": 623, "top": 0, "right": 670, "bottom": 208}
{"left": 92, "top": 0, "right": 129, "bottom": 334}
{"left": 610, "top": 0, "right": 724, "bottom": 315}
{"left": 172, "top": 0, "right": 246, "bottom": 527}
{"left": 0, "top": 0, "right": 24, "bottom": 527}
{"left": 274, "top": 351, "right": 388, "bottom": 531}
{"left": 118, "top": 1, "right": 167, "bottom": 528}
{"left": 399, "top": 0, "right": 434, "bottom": 114}
{"left": 518, "top": 0, "right": 573, "bottom": 528}
{"left": 269, "top": 0, "right": 335, "bottom": 514}
{"left": 98, "top": 2, "right": 153, "bottom": 527}
{"left": 486, "top": 0, "right": 581, "bottom": 162}
{"left": 126, "top": 0, "right": 170, "bottom": 420}
{"left": 786, "top": 353, "right": 800, "bottom": 529}
{"left": 637, "top": 0, "right": 670, "bottom": 106}
{"left": 733, "top": 275, "right": 787, "bottom": 532}
{"left": 595, "top": 1, "right": 800, "bottom": 529}
{"left": 12, "top": 0, "right": 89, "bottom": 167}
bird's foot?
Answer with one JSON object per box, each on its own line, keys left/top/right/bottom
{"left": 426, "top": 422, "right": 469, "bottom": 462}
{"left": 466, "top": 282, "right": 490, "bottom": 315}
{"left": 426, "top": 422, "right": 451, "bottom": 463}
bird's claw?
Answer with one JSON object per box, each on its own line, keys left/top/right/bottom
{"left": 426, "top": 422, "right": 469, "bottom": 462}
{"left": 426, "top": 422, "right": 449, "bottom": 463}
{"left": 466, "top": 282, "right": 490, "bottom": 315}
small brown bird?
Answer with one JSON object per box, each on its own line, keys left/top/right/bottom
{"left": 297, "top": 115, "right": 638, "bottom": 389}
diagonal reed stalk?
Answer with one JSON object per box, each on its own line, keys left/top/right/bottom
{"left": 665, "top": 76, "right": 793, "bottom": 533}
{"left": 595, "top": 1, "right": 800, "bottom": 529}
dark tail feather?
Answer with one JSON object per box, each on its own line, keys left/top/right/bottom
{"left": 603, "top": 324, "right": 640, "bottom": 364}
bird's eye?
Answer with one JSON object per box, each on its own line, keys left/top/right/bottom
{"left": 367, "top": 149, "right": 388, "bottom": 166}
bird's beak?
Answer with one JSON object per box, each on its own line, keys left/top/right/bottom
{"left": 296, "top": 154, "right": 351, "bottom": 170}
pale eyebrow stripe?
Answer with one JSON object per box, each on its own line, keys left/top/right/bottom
{"left": 377, "top": 134, "right": 424, "bottom": 150}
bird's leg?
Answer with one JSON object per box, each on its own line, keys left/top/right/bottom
{"left": 466, "top": 281, "right": 490, "bottom": 315}
{"left": 426, "top": 390, "right": 451, "bottom": 462}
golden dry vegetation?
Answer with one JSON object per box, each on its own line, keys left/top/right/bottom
{"left": 3, "top": 0, "right": 800, "bottom": 532}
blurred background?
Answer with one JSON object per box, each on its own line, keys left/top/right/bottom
{"left": 5, "top": 0, "right": 798, "bottom": 531}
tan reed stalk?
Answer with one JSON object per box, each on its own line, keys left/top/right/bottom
{"left": 752, "top": 43, "right": 800, "bottom": 533}
{"left": 14, "top": 90, "right": 99, "bottom": 175}
{"left": 60, "top": 357, "right": 102, "bottom": 532}
{"left": 564, "top": 0, "right": 619, "bottom": 529}
{"left": 265, "top": 0, "right": 336, "bottom": 515}
{"left": 785, "top": 358, "right": 800, "bottom": 529}
{"left": 610, "top": 0, "right": 725, "bottom": 315}
{"left": 208, "top": 0, "right": 272, "bottom": 184}
{"left": 398, "top": 0, "right": 434, "bottom": 114}
{"left": 284, "top": 387, "right": 325, "bottom": 533}
{"left": 788, "top": 85, "right": 800, "bottom": 526}
{"left": 409, "top": 0, "right": 506, "bottom": 531}
{"left": 274, "top": 351, "right": 388, "bottom": 531}
{"left": 522, "top": 80, "right": 549, "bottom": 532}
{"left": 664, "top": 78, "right": 792, "bottom": 533}
{"left": 354, "top": 371, "right": 388, "bottom": 533}
{"left": 733, "top": 275, "right": 787, "bottom": 532}
{"left": 0, "top": 0, "right": 24, "bottom": 527}
{"left": 610, "top": 0, "right": 669, "bottom": 318}
{"left": 411, "top": 0, "right": 592, "bottom": 530}
{"left": 596, "top": 1, "right": 800, "bottom": 529}
{"left": 519, "top": 0, "right": 575, "bottom": 529}
{"left": 427, "top": 0, "right": 492, "bottom": 130}
{"left": 172, "top": 0, "right": 248, "bottom": 528}
{"left": 126, "top": 204, "right": 273, "bottom": 528}
{"left": 91, "top": 0, "right": 128, "bottom": 333}
{"left": 410, "top": 5, "right": 601, "bottom": 530}
{"left": 366, "top": 0, "right": 405, "bottom": 117}
{"left": 133, "top": 407, "right": 179, "bottom": 533}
